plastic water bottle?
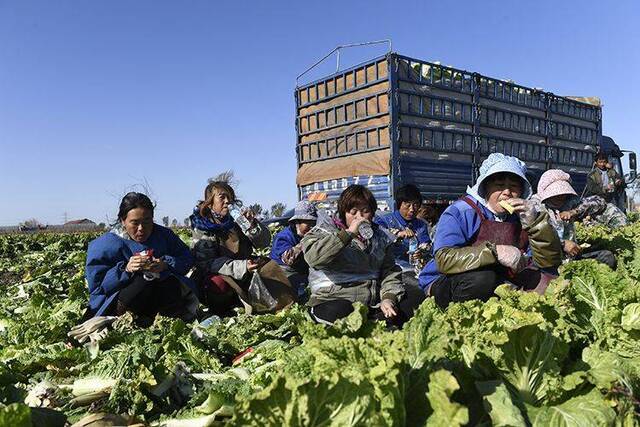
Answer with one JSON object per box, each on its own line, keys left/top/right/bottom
{"left": 192, "top": 315, "right": 222, "bottom": 341}
{"left": 230, "top": 205, "right": 257, "bottom": 236}
{"left": 199, "top": 315, "right": 221, "bottom": 328}
{"left": 408, "top": 236, "right": 418, "bottom": 254}
{"left": 357, "top": 221, "right": 374, "bottom": 240}
{"left": 408, "top": 237, "right": 419, "bottom": 266}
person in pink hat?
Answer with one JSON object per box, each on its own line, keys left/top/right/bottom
{"left": 530, "top": 169, "right": 620, "bottom": 268}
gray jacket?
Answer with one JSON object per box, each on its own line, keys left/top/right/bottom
{"left": 302, "top": 211, "right": 404, "bottom": 307}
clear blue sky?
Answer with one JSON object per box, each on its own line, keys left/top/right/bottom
{"left": 1, "top": 0, "right": 638, "bottom": 225}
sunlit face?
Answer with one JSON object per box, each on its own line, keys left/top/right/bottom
{"left": 345, "top": 205, "right": 374, "bottom": 227}
{"left": 398, "top": 200, "right": 420, "bottom": 221}
{"left": 294, "top": 220, "right": 315, "bottom": 237}
{"left": 596, "top": 158, "right": 608, "bottom": 170}
{"left": 122, "top": 208, "right": 153, "bottom": 243}
{"left": 210, "top": 190, "right": 233, "bottom": 217}
{"left": 546, "top": 194, "right": 569, "bottom": 210}
{"left": 484, "top": 174, "right": 523, "bottom": 214}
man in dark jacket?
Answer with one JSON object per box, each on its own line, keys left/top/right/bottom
{"left": 585, "top": 152, "right": 625, "bottom": 204}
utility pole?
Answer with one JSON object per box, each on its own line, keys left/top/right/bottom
{"left": 63, "top": 212, "right": 69, "bottom": 224}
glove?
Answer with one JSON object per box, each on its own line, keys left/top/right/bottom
{"left": 518, "top": 206, "right": 538, "bottom": 228}
{"left": 68, "top": 316, "right": 117, "bottom": 344}
{"left": 506, "top": 198, "right": 537, "bottom": 228}
{"left": 86, "top": 327, "right": 110, "bottom": 344}
{"left": 496, "top": 245, "right": 526, "bottom": 271}
{"left": 517, "top": 200, "right": 538, "bottom": 228}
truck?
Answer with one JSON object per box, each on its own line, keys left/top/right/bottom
{"left": 294, "top": 42, "right": 637, "bottom": 213}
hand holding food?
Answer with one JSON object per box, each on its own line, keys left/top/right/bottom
{"left": 505, "top": 198, "right": 537, "bottom": 227}
{"left": 498, "top": 200, "right": 515, "bottom": 214}
{"left": 125, "top": 254, "right": 150, "bottom": 273}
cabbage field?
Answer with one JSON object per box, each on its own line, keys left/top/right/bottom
{"left": 2, "top": 221, "right": 640, "bottom": 426}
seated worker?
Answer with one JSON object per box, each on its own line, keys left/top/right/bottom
{"left": 374, "top": 184, "right": 431, "bottom": 287}
{"left": 419, "top": 153, "right": 563, "bottom": 309}
{"left": 303, "top": 184, "right": 424, "bottom": 326}
{"left": 585, "top": 152, "right": 625, "bottom": 204}
{"left": 189, "top": 178, "right": 272, "bottom": 316}
{"left": 270, "top": 201, "right": 318, "bottom": 300}
{"left": 530, "top": 169, "right": 618, "bottom": 269}
{"left": 85, "top": 192, "right": 198, "bottom": 322}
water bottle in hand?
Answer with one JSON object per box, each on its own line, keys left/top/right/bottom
{"left": 408, "top": 236, "right": 419, "bottom": 265}
{"left": 230, "top": 205, "right": 257, "bottom": 236}
{"left": 357, "top": 221, "right": 374, "bottom": 240}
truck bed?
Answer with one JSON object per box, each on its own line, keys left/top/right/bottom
{"left": 295, "top": 53, "right": 600, "bottom": 207}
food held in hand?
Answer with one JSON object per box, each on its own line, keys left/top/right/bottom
{"left": 498, "top": 200, "right": 515, "bottom": 214}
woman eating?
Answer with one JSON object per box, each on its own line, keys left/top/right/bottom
{"left": 85, "top": 192, "right": 197, "bottom": 322}
{"left": 419, "top": 153, "right": 562, "bottom": 308}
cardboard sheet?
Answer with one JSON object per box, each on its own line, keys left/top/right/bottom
{"left": 296, "top": 149, "right": 390, "bottom": 185}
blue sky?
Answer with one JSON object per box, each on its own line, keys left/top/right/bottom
{"left": 1, "top": 0, "right": 638, "bottom": 225}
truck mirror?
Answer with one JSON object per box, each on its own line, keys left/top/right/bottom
{"left": 629, "top": 152, "right": 637, "bottom": 173}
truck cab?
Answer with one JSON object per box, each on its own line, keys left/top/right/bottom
{"left": 599, "top": 135, "right": 637, "bottom": 182}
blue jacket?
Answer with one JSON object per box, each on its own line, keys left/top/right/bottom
{"left": 269, "top": 225, "right": 308, "bottom": 274}
{"left": 418, "top": 196, "right": 522, "bottom": 292}
{"left": 374, "top": 210, "right": 431, "bottom": 271}
{"left": 85, "top": 224, "right": 196, "bottom": 317}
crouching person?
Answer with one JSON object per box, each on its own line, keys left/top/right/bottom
{"left": 531, "top": 169, "right": 617, "bottom": 269}
{"left": 303, "top": 185, "right": 424, "bottom": 326}
{"left": 419, "top": 153, "right": 563, "bottom": 309}
{"left": 189, "top": 179, "right": 272, "bottom": 316}
{"left": 85, "top": 192, "right": 198, "bottom": 323}
{"left": 375, "top": 184, "right": 431, "bottom": 288}
{"left": 269, "top": 201, "right": 317, "bottom": 301}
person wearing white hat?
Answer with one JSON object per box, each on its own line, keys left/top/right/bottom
{"left": 530, "top": 169, "right": 620, "bottom": 268}
{"left": 419, "top": 153, "right": 563, "bottom": 308}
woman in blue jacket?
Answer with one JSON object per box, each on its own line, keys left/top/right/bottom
{"left": 85, "top": 192, "right": 198, "bottom": 321}
{"left": 269, "top": 201, "right": 317, "bottom": 299}
{"left": 419, "top": 154, "right": 562, "bottom": 308}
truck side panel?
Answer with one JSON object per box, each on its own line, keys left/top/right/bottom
{"left": 392, "top": 54, "right": 600, "bottom": 199}
{"left": 394, "top": 56, "right": 476, "bottom": 202}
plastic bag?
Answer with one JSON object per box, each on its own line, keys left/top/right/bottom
{"left": 248, "top": 271, "right": 278, "bottom": 312}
